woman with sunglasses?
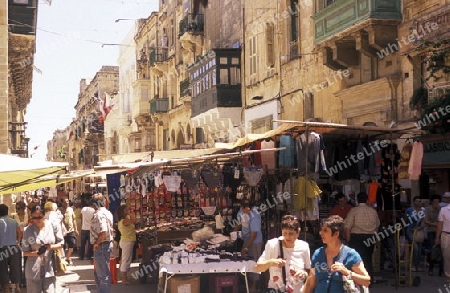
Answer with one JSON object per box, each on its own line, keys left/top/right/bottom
{"left": 21, "top": 205, "right": 64, "bottom": 293}
{"left": 303, "top": 215, "right": 370, "bottom": 293}
{"left": 256, "top": 215, "right": 311, "bottom": 293}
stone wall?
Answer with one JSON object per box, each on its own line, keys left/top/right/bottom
{"left": 0, "top": 2, "right": 8, "bottom": 153}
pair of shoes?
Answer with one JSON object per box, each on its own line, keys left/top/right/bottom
{"left": 66, "top": 259, "right": 74, "bottom": 266}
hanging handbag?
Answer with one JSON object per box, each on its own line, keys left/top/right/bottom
{"left": 264, "top": 240, "right": 286, "bottom": 293}
{"left": 338, "top": 246, "right": 369, "bottom": 293}
{"left": 53, "top": 250, "right": 67, "bottom": 276}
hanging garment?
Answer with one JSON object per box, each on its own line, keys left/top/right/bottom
{"left": 260, "top": 139, "right": 276, "bottom": 170}
{"left": 279, "top": 134, "right": 295, "bottom": 167}
{"left": 296, "top": 132, "right": 321, "bottom": 175}
{"left": 398, "top": 141, "right": 413, "bottom": 179}
{"left": 162, "top": 174, "right": 182, "bottom": 192}
{"left": 293, "top": 177, "right": 322, "bottom": 211}
{"left": 243, "top": 167, "right": 263, "bottom": 187}
{"left": 222, "top": 164, "right": 241, "bottom": 190}
{"left": 201, "top": 167, "right": 222, "bottom": 189}
{"left": 367, "top": 182, "right": 379, "bottom": 204}
{"left": 408, "top": 141, "right": 424, "bottom": 180}
{"left": 180, "top": 169, "right": 199, "bottom": 189}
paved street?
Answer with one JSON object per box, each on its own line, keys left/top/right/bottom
{"left": 10, "top": 257, "right": 448, "bottom": 292}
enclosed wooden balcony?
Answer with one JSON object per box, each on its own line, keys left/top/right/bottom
{"left": 312, "top": 0, "right": 401, "bottom": 70}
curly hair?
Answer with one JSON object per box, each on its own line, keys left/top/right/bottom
{"left": 322, "top": 215, "right": 345, "bottom": 241}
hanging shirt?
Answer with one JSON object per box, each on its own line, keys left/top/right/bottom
{"left": 408, "top": 141, "right": 423, "bottom": 180}
{"left": 279, "top": 135, "right": 295, "bottom": 167}
{"left": 398, "top": 141, "right": 413, "bottom": 179}
{"left": 261, "top": 139, "right": 276, "bottom": 170}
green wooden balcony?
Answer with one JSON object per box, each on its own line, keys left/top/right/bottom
{"left": 150, "top": 98, "right": 169, "bottom": 114}
{"left": 312, "top": 0, "right": 401, "bottom": 43}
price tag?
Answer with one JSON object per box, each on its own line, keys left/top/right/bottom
{"left": 234, "top": 168, "right": 240, "bottom": 179}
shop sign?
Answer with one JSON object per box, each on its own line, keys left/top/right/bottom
{"left": 423, "top": 141, "right": 450, "bottom": 164}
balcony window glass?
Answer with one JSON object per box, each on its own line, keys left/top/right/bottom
{"left": 205, "top": 74, "right": 209, "bottom": 89}
{"left": 230, "top": 67, "right": 238, "bottom": 85}
{"left": 212, "top": 59, "right": 216, "bottom": 66}
{"left": 209, "top": 60, "right": 214, "bottom": 68}
{"left": 220, "top": 69, "right": 229, "bottom": 85}
{"left": 291, "top": 0, "right": 299, "bottom": 41}
{"left": 212, "top": 69, "right": 217, "bottom": 86}
{"left": 196, "top": 82, "right": 200, "bottom": 96}
{"left": 206, "top": 63, "right": 209, "bottom": 70}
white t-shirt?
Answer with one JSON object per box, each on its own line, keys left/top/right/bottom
{"left": 258, "top": 237, "right": 311, "bottom": 292}
{"left": 81, "top": 206, "right": 95, "bottom": 230}
{"left": 438, "top": 205, "right": 450, "bottom": 233}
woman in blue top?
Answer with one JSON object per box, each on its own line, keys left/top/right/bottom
{"left": 304, "top": 215, "right": 370, "bottom": 293}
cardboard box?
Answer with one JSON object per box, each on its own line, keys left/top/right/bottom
{"left": 168, "top": 275, "right": 200, "bottom": 293}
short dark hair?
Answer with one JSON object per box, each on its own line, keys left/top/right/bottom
{"left": 281, "top": 214, "right": 300, "bottom": 231}
{"left": 30, "top": 204, "right": 43, "bottom": 215}
{"left": 116, "top": 204, "right": 128, "bottom": 221}
{"left": 0, "top": 204, "right": 8, "bottom": 217}
{"left": 430, "top": 194, "right": 441, "bottom": 202}
{"left": 91, "top": 193, "right": 106, "bottom": 208}
{"left": 322, "top": 215, "right": 345, "bottom": 241}
{"left": 241, "top": 199, "right": 252, "bottom": 208}
{"left": 357, "top": 192, "right": 368, "bottom": 204}
{"left": 413, "top": 196, "right": 421, "bottom": 202}
{"left": 335, "top": 192, "right": 346, "bottom": 201}
{"left": 15, "top": 201, "right": 26, "bottom": 210}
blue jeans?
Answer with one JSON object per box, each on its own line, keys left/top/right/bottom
{"left": 80, "top": 230, "right": 93, "bottom": 259}
{"left": 94, "top": 242, "right": 112, "bottom": 293}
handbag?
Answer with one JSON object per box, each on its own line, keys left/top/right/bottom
{"left": 265, "top": 240, "right": 287, "bottom": 293}
{"left": 53, "top": 250, "right": 67, "bottom": 276}
{"left": 335, "top": 246, "right": 369, "bottom": 293}
{"left": 431, "top": 245, "right": 442, "bottom": 262}
{"left": 413, "top": 228, "right": 425, "bottom": 243}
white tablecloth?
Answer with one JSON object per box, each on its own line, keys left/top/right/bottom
{"left": 159, "top": 260, "right": 258, "bottom": 277}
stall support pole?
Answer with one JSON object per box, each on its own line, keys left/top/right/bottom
{"left": 390, "top": 131, "right": 399, "bottom": 290}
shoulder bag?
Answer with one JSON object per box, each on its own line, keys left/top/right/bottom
{"left": 264, "top": 240, "right": 286, "bottom": 293}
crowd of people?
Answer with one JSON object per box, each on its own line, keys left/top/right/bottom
{"left": 0, "top": 193, "right": 124, "bottom": 293}
{"left": 234, "top": 190, "right": 450, "bottom": 293}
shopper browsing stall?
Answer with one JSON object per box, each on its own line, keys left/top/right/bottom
{"left": 234, "top": 199, "right": 263, "bottom": 292}
{"left": 304, "top": 215, "right": 370, "bottom": 293}
{"left": 90, "top": 193, "right": 114, "bottom": 293}
{"left": 116, "top": 204, "right": 136, "bottom": 285}
{"left": 256, "top": 215, "right": 310, "bottom": 293}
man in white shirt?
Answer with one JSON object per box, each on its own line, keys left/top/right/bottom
{"left": 79, "top": 201, "right": 95, "bottom": 261}
{"left": 436, "top": 198, "right": 450, "bottom": 282}
{"left": 440, "top": 192, "right": 450, "bottom": 207}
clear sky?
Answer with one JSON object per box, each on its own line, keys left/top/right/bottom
{"left": 25, "top": 0, "right": 159, "bottom": 160}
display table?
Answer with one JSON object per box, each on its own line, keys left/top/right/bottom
{"left": 159, "top": 260, "right": 258, "bottom": 293}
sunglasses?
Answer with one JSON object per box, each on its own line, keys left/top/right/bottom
{"left": 32, "top": 216, "right": 44, "bottom": 220}
{"left": 282, "top": 215, "right": 298, "bottom": 221}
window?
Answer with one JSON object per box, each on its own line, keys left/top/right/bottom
{"left": 304, "top": 92, "right": 314, "bottom": 119}
{"left": 266, "top": 22, "right": 275, "bottom": 67}
{"left": 249, "top": 36, "right": 257, "bottom": 75}
{"left": 251, "top": 115, "right": 273, "bottom": 134}
{"left": 291, "top": 0, "right": 299, "bottom": 41}
{"left": 220, "top": 68, "right": 229, "bottom": 84}
{"left": 230, "top": 67, "right": 240, "bottom": 85}
{"left": 212, "top": 69, "right": 217, "bottom": 86}
{"left": 220, "top": 57, "right": 228, "bottom": 65}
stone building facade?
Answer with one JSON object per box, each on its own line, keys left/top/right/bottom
{"left": 69, "top": 66, "right": 119, "bottom": 170}
{"left": 0, "top": 1, "right": 38, "bottom": 157}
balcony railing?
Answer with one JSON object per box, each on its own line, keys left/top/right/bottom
{"left": 179, "top": 13, "right": 204, "bottom": 36}
{"left": 150, "top": 98, "right": 169, "bottom": 114}
{"left": 149, "top": 47, "right": 168, "bottom": 66}
{"left": 312, "top": 0, "right": 401, "bottom": 43}
{"left": 180, "top": 77, "right": 191, "bottom": 98}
